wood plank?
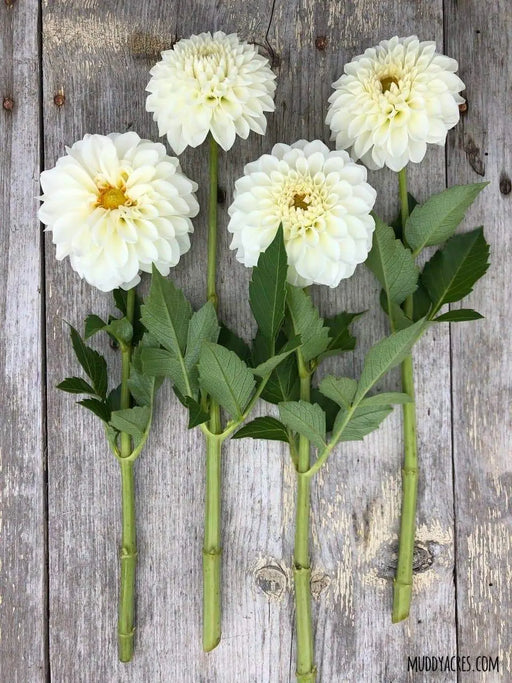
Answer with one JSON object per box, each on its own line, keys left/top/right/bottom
{"left": 0, "top": 1, "right": 47, "bottom": 681}
{"left": 445, "top": 3, "right": 512, "bottom": 680}
{"left": 265, "top": 2, "right": 458, "bottom": 680}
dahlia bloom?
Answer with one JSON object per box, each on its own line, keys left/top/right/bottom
{"left": 146, "top": 31, "right": 276, "bottom": 154}
{"left": 228, "top": 140, "right": 376, "bottom": 287}
{"left": 326, "top": 36, "right": 465, "bottom": 172}
{"left": 39, "top": 132, "right": 199, "bottom": 292}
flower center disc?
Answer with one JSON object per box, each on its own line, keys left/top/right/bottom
{"left": 292, "top": 192, "right": 310, "bottom": 210}
{"left": 380, "top": 75, "right": 399, "bottom": 93}
{"left": 97, "top": 186, "right": 128, "bottom": 210}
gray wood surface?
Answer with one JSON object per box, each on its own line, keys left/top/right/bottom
{"left": 0, "top": 1, "right": 47, "bottom": 682}
{"left": 0, "top": 0, "right": 508, "bottom": 681}
{"left": 445, "top": 2, "right": 512, "bottom": 681}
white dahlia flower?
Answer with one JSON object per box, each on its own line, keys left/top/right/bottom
{"left": 146, "top": 31, "right": 276, "bottom": 154}
{"left": 39, "top": 132, "right": 199, "bottom": 292}
{"left": 228, "top": 140, "right": 376, "bottom": 288}
{"left": 326, "top": 36, "right": 465, "bottom": 172}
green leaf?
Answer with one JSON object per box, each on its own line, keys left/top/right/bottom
{"left": 251, "top": 336, "right": 301, "bottom": 377}
{"left": 198, "top": 343, "right": 256, "bottom": 419}
{"left": 361, "top": 392, "right": 413, "bottom": 407}
{"left": 434, "top": 308, "right": 484, "bottom": 323}
{"left": 218, "top": 324, "right": 251, "bottom": 364}
{"left": 181, "top": 395, "right": 210, "bottom": 429}
{"left": 184, "top": 302, "right": 220, "bottom": 381}
{"left": 141, "top": 268, "right": 193, "bottom": 356}
{"left": 335, "top": 404, "right": 393, "bottom": 441}
{"left": 318, "top": 376, "right": 357, "bottom": 409}
{"left": 405, "top": 183, "right": 488, "bottom": 254}
{"left": 104, "top": 317, "right": 133, "bottom": 346}
{"left": 322, "top": 311, "right": 363, "bottom": 357}
{"left": 249, "top": 225, "right": 288, "bottom": 343}
{"left": 421, "top": 227, "right": 490, "bottom": 315}
{"left": 286, "top": 286, "right": 330, "bottom": 363}
{"left": 68, "top": 325, "right": 108, "bottom": 398}
{"left": 56, "top": 377, "right": 96, "bottom": 395}
{"left": 84, "top": 314, "right": 107, "bottom": 339}
{"left": 391, "top": 193, "right": 418, "bottom": 239}
{"left": 354, "top": 319, "right": 426, "bottom": 403}
{"left": 78, "top": 397, "right": 111, "bottom": 423}
{"left": 366, "top": 215, "right": 419, "bottom": 305}
{"left": 260, "top": 353, "right": 300, "bottom": 405}
{"left": 379, "top": 290, "right": 414, "bottom": 330}
{"left": 310, "top": 388, "right": 340, "bottom": 433}
{"left": 110, "top": 406, "right": 150, "bottom": 442}
{"left": 141, "top": 347, "right": 189, "bottom": 398}
{"left": 410, "top": 283, "right": 432, "bottom": 322}
{"left": 106, "top": 384, "right": 122, "bottom": 413}
{"left": 232, "top": 416, "right": 290, "bottom": 443}
{"left": 278, "top": 400, "right": 326, "bottom": 449}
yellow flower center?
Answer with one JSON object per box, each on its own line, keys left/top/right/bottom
{"left": 380, "top": 75, "right": 399, "bottom": 92}
{"left": 97, "top": 185, "right": 129, "bottom": 210}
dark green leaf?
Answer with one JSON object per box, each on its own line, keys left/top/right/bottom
{"left": 318, "top": 376, "right": 357, "bottom": 408}
{"left": 405, "top": 183, "right": 488, "bottom": 254}
{"left": 410, "top": 282, "right": 432, "bottom": 321}
{"left": 311, "top": 388, "right": 339, "bottom": 433}
{"left": 278, "top": 400, "right": 326, "bottom": 449}
{"left": 434, "top": 309, "right": 484, "bottom": 323}
{"left": 232, "top": 416, "right": 290, "bottom": 442}
{"left": 249, "top": 225, "right": 288, "bottom": 343}
{"left": 218, "top": 324, "right": 251, "bottom": 363}
{"left": 421, "top": 227, "right": 490, "bottom": 316}
{"left": 182, "top": 395, "right": 210, "bottom": 429}
{"left": 106, "top": 384, "right": 122, "bottom": 412}
{"left": 84, "top": 314, "right": 106, "bottom": 339}
{"left": 57, "top": 377, "right": 96, "bottom": 395}
{"left": 68, "top": 325, "right": 108, "bottom": 398}
{"left": 379, "top": 290, "right": 414, "bottom": 330}
{"left": 354, "top": 319, "right": 426, "bottom": 403}
{"left": 110, "top": 405, "right": 150, "bottom": 441}
{"left": 366, "top": 215, "right": 419, "bottom": 305}
{"left": 141, "top": 268, "right": 193, "bottom": 356}
{"left": 260, "top": 353, "right": 300, "bottom": 405}
{"left": 198, "top": 343, "right": 256, "bottom": 419}
{"left": 286, "top": 286, "right": 330, "bottom": 363}
{"left": 251, "top": 335, "right": 301, "bottom": 377}
{"left": 322, "top": 311, "right": 363, "bottom": 357}
{"left": 78, "top": 397, "right": 111, "bottom": 423}
{"left": 391, "top": 193, "right": 418, "bottom": 239}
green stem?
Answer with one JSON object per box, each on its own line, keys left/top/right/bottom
{"left": 118, "top": 287, "right": 137, "bottom": 661}
{"left": 207, "top": 135, "right": 219, "bottom": 310}
{"left": 203, "top": 134, "right": 223, "bottom": 651}
{"left": 393, "top": 167, "right": 419, "bottom": 622}
{"left": 203, "top": 408, "right": 223, "bottom": 651}
{"left": 293, "top": 354, "right": 316, "bottom": 682}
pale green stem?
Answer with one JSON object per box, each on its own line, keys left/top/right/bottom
{"left": 203, "top": 134, "right": 223, "bottom": 652}
{"left": 393, "top": 167, "right": 419, "bottom": 622}
{"left": 293, "top": 351, "right": 316, "bottom": 682}
{"left": 118, "top": 287, "right": 137, "bottom": 662}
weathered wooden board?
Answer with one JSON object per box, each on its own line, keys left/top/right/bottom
{"left": 446, "top": 2, "right": 512, "bottom": 681}
{"left": 0, "top": 1, "right": 47, "bottom": 681}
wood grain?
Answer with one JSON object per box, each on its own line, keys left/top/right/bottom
{"left": 0, "top": 1, "right": 47, "bottom": 681}
{"left": 445, "top": 2, "right": 512, "bottom": 680}
{"left": 0, "top": 1, "right": 502, "bottom": 681}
